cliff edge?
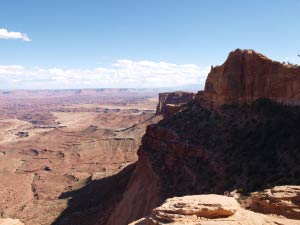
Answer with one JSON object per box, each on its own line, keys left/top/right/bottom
{"left": 106, "top": 50, "right": 300, "bottom": 225}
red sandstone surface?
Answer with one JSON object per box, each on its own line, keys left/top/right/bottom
{"left": 204, "top": 49, "right": 300, "bottom": 105}
{"left": 130, "top": 188, "right": 300, "bottom": 225}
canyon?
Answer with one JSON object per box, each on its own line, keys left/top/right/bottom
{"left": 0, "top": 89, "right": 159, "bottom": 225}
{"left": 1, "top": 49, "right": 300, "bottom": 225}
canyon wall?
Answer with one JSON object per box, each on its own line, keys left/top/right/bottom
{"left": 105, "top": 150, "right": 159, "bottom": 225}
{"left": 106, "top": 50, "right": 300, "bottom": 225}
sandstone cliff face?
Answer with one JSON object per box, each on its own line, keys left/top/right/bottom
{"left": 205, "top": 49, "right": 300, "bottom": 105}
{"left": 108, "top": 99, "right": 300, "bottom": 225}
{"left": 105, "top": 150, "right": 159, "bottom": 225}
{"left": 106, "top": 50, "right": 300, "bottom": 225}
{"left": 156, "top": 92, "right": 194, "bottom": 116}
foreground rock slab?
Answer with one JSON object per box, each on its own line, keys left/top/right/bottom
{"left": 153, "top": 194, "right": 239, "bottom": 221}
{"left": 130, "top": 194, "right": 300, "bottom": 225}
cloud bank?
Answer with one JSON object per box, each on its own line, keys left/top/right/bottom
{"left": 0, "top": 28, "right": 31, "bottom": 42}
{"left": 0, "top": 60, "right": 210, "bottom": 89}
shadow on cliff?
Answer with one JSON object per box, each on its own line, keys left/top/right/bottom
{"left": 52, "top": 163, "right": 136, "bottom": 225}
{"left": 155, "top": 98, "right": 300, "bottom": 198}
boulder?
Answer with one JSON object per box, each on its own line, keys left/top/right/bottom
{"left": 250, "top": 185, "right": 300, "bottom": 219}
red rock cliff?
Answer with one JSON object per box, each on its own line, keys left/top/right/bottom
{"left": 105, "top": 50, "right": 300, "bottom": 225}
{"left": 204, "top": 49, "right": 300, "bottom": 105}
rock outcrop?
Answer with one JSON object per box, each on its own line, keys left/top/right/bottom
{"left": 144, "top": 194, "right": 239, "bottom": 221}
{"left": 250, "top": 185, "right": 300, "bottom": 220}
{"left": 130, "top": 194, "right": 300, "bottom": 225}
{"left": 205, "top": 49, "right": 300, "bottom": 105}
{"left": 156, "top": 92, "right": 194, "bottom": 117}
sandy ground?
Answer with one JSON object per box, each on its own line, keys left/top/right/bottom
{"left": 52, "top": 112, "right": 99, "bottom": 130}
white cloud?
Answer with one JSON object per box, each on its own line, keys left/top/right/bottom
{"left": 0, "top": 65, "right": 24, "bottom": 74}
{"left": 0, "top": 28, "right": 31, "bottom": 42}
{"left": 0, "top": 60, "right": 210, "bottom": 89}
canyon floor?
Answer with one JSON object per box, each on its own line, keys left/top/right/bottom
{"left": 0, "top": 89, "right": 159, "bottom": 225}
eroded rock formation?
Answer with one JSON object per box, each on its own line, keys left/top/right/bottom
{"left": 205, "top": 49, "right": 300, "bottom": 105}
{"left": 156, "top": 92, "right": 194, "bottom": 117}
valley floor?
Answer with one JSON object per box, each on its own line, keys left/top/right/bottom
{"left": 0, "top": 90, "right": 159, "bottom": 225}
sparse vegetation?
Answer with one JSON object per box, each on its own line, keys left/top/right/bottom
{"left": 155, "top": 99, "right": 300, "bottom": 195}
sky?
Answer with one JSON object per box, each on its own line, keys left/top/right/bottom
{"left": 0, "top": 0, "right": 299, "bottom": 89}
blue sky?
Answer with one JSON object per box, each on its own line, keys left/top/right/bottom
{"left": 0, "top": 0, "right": 299, "bottom": 89}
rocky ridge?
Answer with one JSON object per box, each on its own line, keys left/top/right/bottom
{"left": 106, "top": 49, "right": 300, "bottom": 225}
